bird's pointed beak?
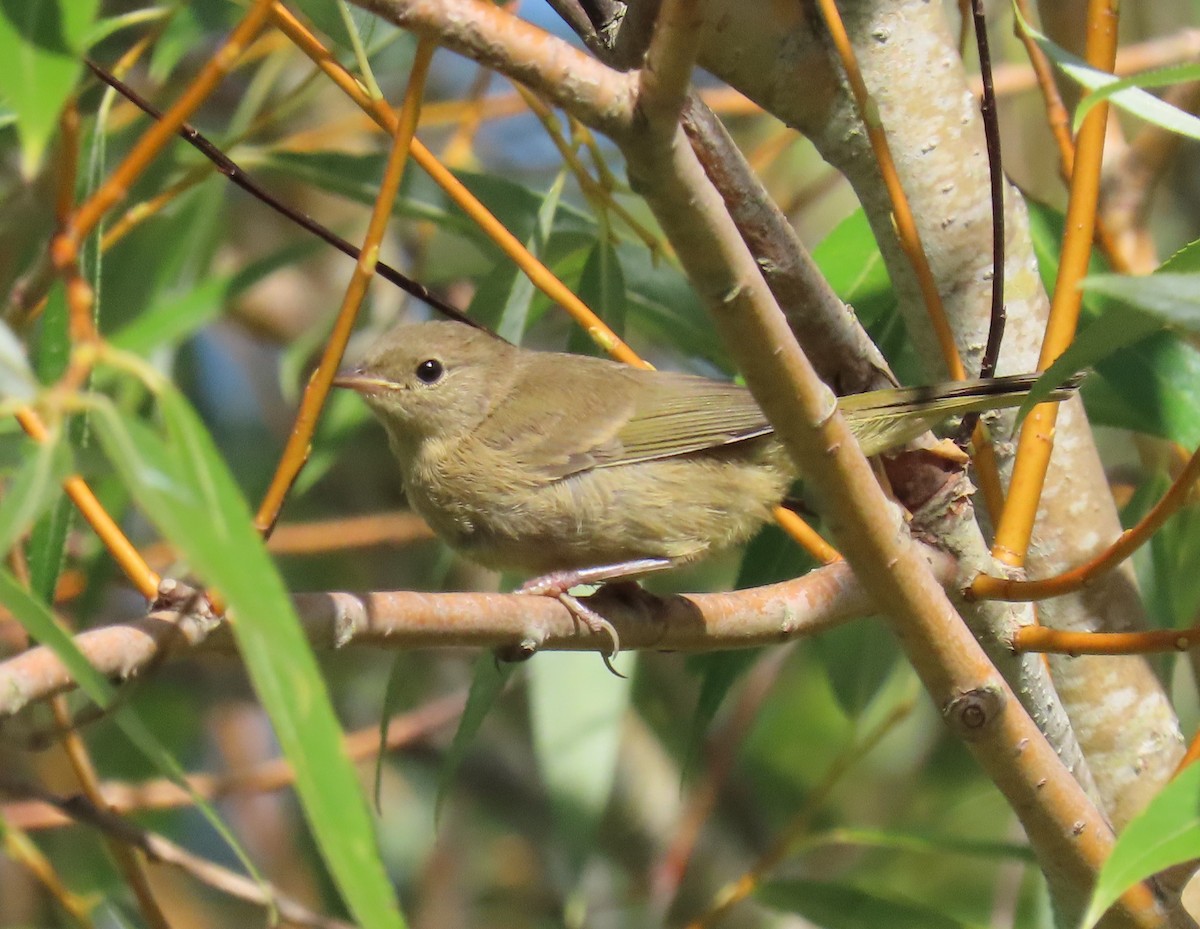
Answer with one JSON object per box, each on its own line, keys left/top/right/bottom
{"left": 332, "top": 370, "right": 394, "bottom": 396}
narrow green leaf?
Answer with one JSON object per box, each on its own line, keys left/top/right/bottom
{"left": 1160, "top": 239, "right": 1200, "bottom": 273}
{"left": 0, "top": 438, "right": 69, "bottom": 558}
{"left": 89, "top": 378, "right": 406, "bottom": 929}
{"left": 495, "top": 171, "right": 566, "bottom": 344}
{"left": 82, "top": 7, "right": 171, "bottom": 48}
{"left": 375, "top": 655, "right": 409, "bottom": 812}
{"left": 617, "top": 241, "right": 721, "bottom": 364}
{"left": 569, "top": 239, "right": 626, "bottom": 355}
{"left": 289, "top": 0, "right": 355, "bottom": 45}
{"left": 0, "top": 0, "right": 99, "bottom": 175}
{"left": 1014, "top": 306, "right": 1159, "bottom": 427}
{"left": 812, "top": 209, "right": 918, "bottom": 381}
{"left": 29, "top": 284, "right": 76, "bottom": 604}
{"left": 813, "top": 618, "right": 900, "bottom": 718}
{"left": 807, "top": 827, "right": 1034, "bottom": 863}
{"left": 1073, "top": 62, "right": 1200, "bottom": 135}
{"left": 529, "top": 651, "right": 631, "bottom": 854}
{"left": 296, "top": 390, "right": 370, "bottom": 496}
{"left": 1093, "top": 331, "right": 1200, "bottom": 447}
{"left": 1080, "top": 273, "right": 1200, "bottom": 333}
{"left": 110, "top": 240, "right": 322, "bottom": 356}
{"left": 684, "top": 647, "right": 760, "bottom": 778}
{"left": 1014, "top": 8, "right": 1200, "bottom": 142}
{"left": 147, "top": 5, "right": 208, "bottom": 83}
{"left": 437, "top": 653, "right": 513, "bottom": 819}
{"left": 1022, "top": 206, "right": 1200, "bottom": 445}
{"left": 1134, "top": 469, "right": 1200, "bottom": 627}
{"left": 814, "top": 209, "right": 891, "bottom": 313}
{"left": 0, "top": 318, "right": 36, "bottom": 400}
{"left": 759, "top": 878, "right": 982, "bottom": 929}
{"left": 261, "top": 152, "right": 596, "bottom": 252}
{"left": 335, "top": 0, "right": 382, "bottom": 101}
{"left": 1082, "top": 762, "right": 1200, "bottom": 929}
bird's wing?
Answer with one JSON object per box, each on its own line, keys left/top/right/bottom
{"left": 838, "top": 372, "right": 1078, "bottom": 455}
{"left": 472, "top": 364, "right": 772, "bottom": 479}
{"left": 470, "top": 358, "right": 639, "bottom": 480}
{"left": 592, "top": 372, "right": 773, "bottom": 468}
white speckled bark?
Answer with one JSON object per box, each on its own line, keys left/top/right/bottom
{"left": 694, "top": 0, "right": 1181, "bottom": 827}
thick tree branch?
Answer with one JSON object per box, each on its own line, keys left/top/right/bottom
{"left": 678, "top": 95, "right": 895, "bottom": 396}
{"left": 688, "top": 0, "right": 1182, "bottom": 825}
{"left": 636, "top": 0, "right": 703, "bottom": 135}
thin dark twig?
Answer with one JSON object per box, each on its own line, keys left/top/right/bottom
{"left": 957, "top": 0, "right": 1006, "bottom": 445}
{"left": 542, "top": 0, "right": 604, "bottom": 53}
{"left": 85, "top": 57, "right": 483, "bottom": 331}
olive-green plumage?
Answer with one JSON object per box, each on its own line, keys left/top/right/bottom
{"left": 336, "top": 321, "right": 1071, "bottom": 575}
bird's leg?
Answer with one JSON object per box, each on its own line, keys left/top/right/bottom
{"left": 517, "top": 558, "right": 674, "bottom": 662}
{"left": 518, "top": 558, "right": 675, "bottom": 596}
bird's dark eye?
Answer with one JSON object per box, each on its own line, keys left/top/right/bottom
{"left": 415, "top": 358, "right": 444, "bottom": 384}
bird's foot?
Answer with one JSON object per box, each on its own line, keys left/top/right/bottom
{"left": 516, "top": 558, "right": 673, "bottom": 675}
{"left": 559, "top": 591, "right": 625, "bottom": 677}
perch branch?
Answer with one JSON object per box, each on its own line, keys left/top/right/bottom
{"left": 0, "top": 558, "right": 939, "bottom": 719}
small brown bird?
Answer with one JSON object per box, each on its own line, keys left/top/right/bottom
{"left": 335, "top": 320, "right": 1073, "bottom": 656}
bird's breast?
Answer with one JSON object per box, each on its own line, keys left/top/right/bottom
{"left": 398, "top": 435, "right": 791, "bottom": 575}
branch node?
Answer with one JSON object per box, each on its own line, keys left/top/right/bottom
{"left": 942, "top": 684, "right": 1005, "bottom": 740}
{"left": 494, "top": 639, "right": 540, "bottom": 664}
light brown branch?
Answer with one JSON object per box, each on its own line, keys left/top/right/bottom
{"left": 637, "top": 0, "right": 705, "bottom": 134}
{"left": 0, "top": 558, "right": 940, "bottom": 719}
{"left": 352, "top": 0, "right": 638, "bottom": 137}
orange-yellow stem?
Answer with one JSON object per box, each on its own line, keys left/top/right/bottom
{"left": 255, "top": 38, "right": 437, "bottom": 535}
{"left": 15, "top": 409, "right": 160, "bottom": 600}
{"left": 987, "top": 0, "right": 1119, "bottom": 570}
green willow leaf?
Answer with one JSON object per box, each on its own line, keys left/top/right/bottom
{"left": 1015, "top": 7, "right": 1200, "bottom": 141}
{"left": 1083, "top": 761, "right": 1200, "bottom": 928}
{"left": 569, "top": 238, "right": 627, "bottom": 356}
{"left": 437, "top": 652, "right": 513, "bottom": 820}
{"left": 1081, "top": 272, "right": 1200, "bottom": 332}
{"left": 1073, "top": 62, "right": 1200, "bottom": 135}
{"left": 89, "top": 375, "right": 406, "bottom": 929}
{"left": 495, "top": 170, "right": 566, "bottom": 344}
{"left": 0, "top": 437, "right": 69, "bottom": 558}
{"left": 760, "top": 878, "right": 981, "bottom": 929}
{"left": 0, "top": 0, "right": 99, "bottom": 174}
